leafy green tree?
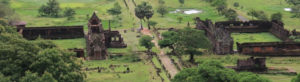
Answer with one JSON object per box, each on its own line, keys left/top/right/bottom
{"left": 237, "top": 72, "right": 270, "bottom": 82}
{"left": 176, "top": 27, "right": 211, "bottom": 62}
{"left": 148, "top": 20, "right": 157, "bottom": 29}
{"left": 19, "top": 71, "right": 57, "bottom": 82}
{"left": 135, "top": 2, "right": 154, "bottom": 29}
{"left": 233, "top": 2, "right": 239, "bottom": 7}
{"left": 139, "top": 35, "right": 154, "bottom": 53}
{"left": 38, "top": 0, "right": 61, "bottom": 17}
{"left": 292, "top": 74, "right": 300, "bottom": 82}
{"left": 159, "top": 28, "right": 211, "bottom": 62}
{"left": 178, "top": 0, "right": 184, "bottom": 6}
{"left": 158, "top": 31, "right": 178, "bottom": 54}
{"left": 247, "top": 10, "right": 268, "bottom": 20}
{"left": 64, "top": 7, "right": 76, "bottom": 20}
{"left": 286, "top": 0, "right": 300, "bottom": 5}
{"left": 0, "top": 73, "right": 10, "bottom": 82}
{"left": 216, "top": 4, "right": 227, "bottom": 12}
{"left": 157, "top": 5, "right": 168, "bottom": 17}
{"left": 172, "top": 60, "right": 238, "bottom": 82}
{"left": 271, "top": 12, "right": 282, "bottom": 21}
{"left": 30, "top": 48, "right": 85, "bottom": 82}
{"left": 173, "top": 60, "right": 271, "bottom": 82}
{"left": 224, "top": 9, "right": 238, "bottom": 21}
{"left": 107, "top": 2, "right": 122, "bottom": 16}
{"left": 0, "top": 26, "right": 85, "bottom": 82}
{"left": 211, "top": 0, "right": 227, "bottom": 7}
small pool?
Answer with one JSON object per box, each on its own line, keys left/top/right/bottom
{"left": 170, "top": 9, "right": 203, "bottom": 15}
{"left": 284, "top": 8, "right": 291, "bottom": 12}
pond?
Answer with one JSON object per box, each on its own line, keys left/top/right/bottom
{"left": 284, "top": 8, "right": 291, "bottom": 12}
{"left": 170, "top": 9, "right": 203, "bottom": 15}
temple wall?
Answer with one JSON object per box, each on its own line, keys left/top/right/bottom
{"left": 18, "top": 26, "right": 84, "bottom": 40}
{"left": 237, "top": 42, "right": 300, "bottom": 56}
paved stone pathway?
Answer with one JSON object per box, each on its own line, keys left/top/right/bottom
{"left": 238, "top": 15, "right": 249, "bottom": 21}
{"left": 141, "top": 29, "right": 178, "bottom": 78}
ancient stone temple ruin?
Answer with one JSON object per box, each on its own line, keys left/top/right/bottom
{"left": 228, "top": 57, "right": 267, "bottom": 72}
{"left": 86, "top": 12, "right": 127, "bottom": 60}
{"left": 195, "top": 17, "right": 300, "bottom": 56}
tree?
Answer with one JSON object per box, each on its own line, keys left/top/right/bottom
{"left": 292, "top": 74, "right": 300, "bottom": 82}
{"left": 0, "top": 26, "right": 85, "bottom": 82}
{"left": 38, "top": 0, "right": 61, "bottom": 17}
{"left": 233, "top": 2, "right": 239, "bottom": 7}
{"left": 286, "top": 0, "right": 300, "bottom": 5}
{"left": 211, "top": 0, "right": 227, "bottom": 7}
{"left": 19, "top": 71, "right": 57, "bottom": 82}
{"left": 135, "top": 2, "right": 154, "bottom": 29}
{"left": 0, "top": 73, "right": 10, "bottom": 82}
{"left": 177, "top": 16, "right": 183, "bottom": 23}
{"left": 157, "top": 5, "right": 168, "bottom": 17}
{"left": 107, "top": 2, "right": 122, "bottom": 17}
{"left": 148, "top": 21, "right": 157, "bottom": 29}
{"left": 158, "top": 31, "right": 178, "bottom": 54}
{"left": 271, "top": 12, "right": 282, "bottom": 21}
{"left": 172, "top": 60, "right": 271, "bottom": 82}
{"left": 224, "top": 9, "right": 238, "bottom": 21}
{"left": 237, "top": 72, "right": 271, "bottom": 82}
{"left": 172, "top": 60, "right": 238, "bottom": 82}
{"left": 139, "top": 35, "right": 154, "bottom": 53}
{"left": 178, "top": 0, "right": 184, "bottom": 6}
{"left": 159, "top": 28, "right": 211, "bottom": 62}
{"left": 176, "top": 27, "right": 211, "bottom": 62}
{"left": 247, "top": 10, "right": 268, "bottom": 20}
{"left": 64, "top": 7, "right": 76, "bottom": 20}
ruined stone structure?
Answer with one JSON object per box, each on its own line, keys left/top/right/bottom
{"left": 195, "top": 17, "right": 299, "bottom": 55}
{"left": 237, "top": 42, "right": 300, "bottom": 56}
{"left": 17, "top": 26, "right": 84, "bottom": 40}
{"left": 86, "top": 12, "right": 126, "bottom": 60}
{"left": 195, "top": 18, "right": 233, "bottom": 54}
{"left": 69, "top": 48, "right": 85, "bottom": 58}
{"left": 229, "top": 57, "right": 267, "bottom": 72}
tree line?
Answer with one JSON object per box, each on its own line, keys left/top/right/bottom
{"left": 38, "top": 0, "right": 76, "bottom": 20}
{"left": 0, "top": 1, "right": 85, "bottom": 81}
{"left": 204, "top": 0, "right": 238, "bottom": 21}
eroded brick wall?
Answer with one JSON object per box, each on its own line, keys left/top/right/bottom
{"left": 237, "top": 42, "right": 300, "bottom": 56}
{"left": 18, "top": 26, "right": 84, "bottom": 40}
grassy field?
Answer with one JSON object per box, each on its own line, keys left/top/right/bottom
{"left": 10, "top": 0, "right": 300, "bottom": 81}
{"left": 84, "top": 57, "right": 161, "bottom": 82}
{"left": 227, "top": 0, "right": 300, "bottom": 30}
{"left": 11, "top": 0, "right": 225, "bottom": 29}
{"left": 231, "top": 32, "right": 282, "bottom": 49}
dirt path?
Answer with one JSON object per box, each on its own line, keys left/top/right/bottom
{"left": 141, "top": 29, "right": 178, "bottom": 78}
{"left": 238, "top": 15, "right": 249, "bottom": 21}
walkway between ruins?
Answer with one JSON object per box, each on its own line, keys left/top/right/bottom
{"left": 238, "top": 15, "right": 249, "bottom": 21}
{"left": 141, "top": 29, "right": 179, "bottom": 78}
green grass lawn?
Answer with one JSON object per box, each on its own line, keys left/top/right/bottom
{"left": 11, "top": 0, "right": 225, "bottom": 29}
{"left": 227, "top": 0, "right": 300, "bottom": 30}
{"left": 84, "top": 59, "right": 161, "bottom": 82}
{"left": 231, "top": 32, "right": 282, "bottom": 50}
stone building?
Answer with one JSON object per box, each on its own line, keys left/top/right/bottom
{"left": 86, "top": 12, "right": 126, "bottom": 60}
